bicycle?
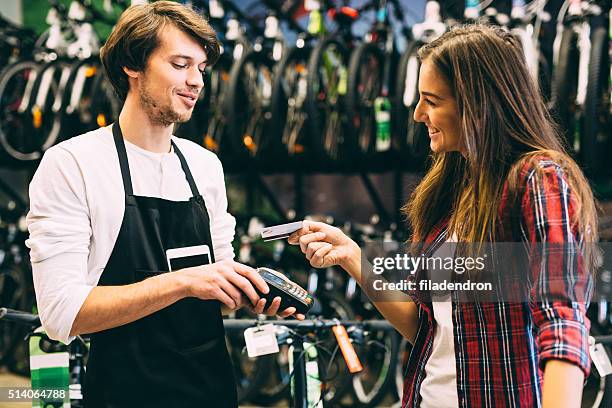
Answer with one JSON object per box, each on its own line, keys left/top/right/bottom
{"left": 223, "top": 317, "right": 397, "bottom": 408}
{"left": 0, "top": 0, "right": 123, "bottom": 168}
{"left": 393, "top": 1, "right": 446, "bottom": 168}
{"left": 345, "top": 0, "right": 410, "bottom": 162}
{"left": 0, "top": 307, "right": 88, "bottom": 408}
{"left": 550, "top": 0, "right": 609, "bottom": 177}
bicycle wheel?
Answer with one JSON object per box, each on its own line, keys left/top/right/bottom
{"left": 60, "top": 59, "right": 106, "bottom": 138}
{"left": 225, "top": 49, "right": 275, "bottom": 160}
{"left": 351, "top": 327, "right": 399, "bottom": 407}
{"left": 89, "top": 70, "right": 122, "bottom": 129}
{"left": 582, "top": 26, "right": 610, "bottom": 179}
{"left": 269, "top": 45, "right": 312, "bottom": 168}
{"left": 198, "top": 53, "right": 232, "bottom": 158}
{"left": 392, "top": 336, "right": 413, "bottom": 403}
{"left": 393, "top": 40, "right": 429, "bottom": 169}
{"left": 0, "top": 60, "right": 43, "bottom": 166}
{"left": 550, "top": 26, "right": 580, "bottom": 152}
{"left": 224, "top": 309, "right": 274, "bottom": 404}
{"left": 305, "top": 37, "right": 350, "bottom": 164}
{"left": 346, "top": 42, "right": 384, "bottom": 158}
{"left": 313, "top": 290, "right": 356, "bottom": 406}
{"left": 0, "top": 216, "right": 35, "bottom": 374}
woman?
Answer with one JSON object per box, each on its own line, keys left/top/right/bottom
{"left": 289, "top": 25, "right": 599, "bottom": 408}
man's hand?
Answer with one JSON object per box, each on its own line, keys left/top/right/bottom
{"left": 222, "top": 295, "right": 305, "bottom": 320}
{"left": 179, "top": 259, "right": 269, "bottom": 310}
{"left": 182, "top": 260, "right": 305, "bottom": 320}
{"left": 288, "top": 220, "right": 360, "bottom": 270}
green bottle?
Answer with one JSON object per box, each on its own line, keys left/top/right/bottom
{"left": 375, "top": 96, "right": 391, "bottom": 151}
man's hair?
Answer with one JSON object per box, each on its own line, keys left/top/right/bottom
{"left": 100, "top": 1, "right": 220, "bottom": 100}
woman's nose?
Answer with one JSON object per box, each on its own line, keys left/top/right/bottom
{"left": 413, "top": 99, "right": 426, "bottom": 123}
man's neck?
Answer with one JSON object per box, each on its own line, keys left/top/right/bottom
{"left": 118, "top": 94, "right": 173, "bottom": 153}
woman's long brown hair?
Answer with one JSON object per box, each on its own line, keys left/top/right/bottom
{"left": 404, "top": 25, "right": 599, "bottom": 269}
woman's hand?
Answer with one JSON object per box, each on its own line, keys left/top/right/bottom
{"left": 287, "top": 220, "right": 360, "bottom": 271}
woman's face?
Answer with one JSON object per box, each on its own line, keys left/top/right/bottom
{"left": 414, "top": 59, "right": 464, "bottom": 155}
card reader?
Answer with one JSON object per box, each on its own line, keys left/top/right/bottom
{"left": 256, "top": 267, "right": 313, "bottom": 315}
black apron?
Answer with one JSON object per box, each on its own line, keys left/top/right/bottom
{"left": 83, "top": 123, "right": 237, "bottom": 408}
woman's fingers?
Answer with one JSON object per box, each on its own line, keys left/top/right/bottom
{"left": 310, "top": 243, "right": 334, "bottom": 267}
{"left": 299, "top": 232, "right": 326, "bottom": 253}
{"left": 305, "top": 241, "right": 328, "bottom": 261}
{"left": 288, "top": 221, "right": 325, "bottom": 245}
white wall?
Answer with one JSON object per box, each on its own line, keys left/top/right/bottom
{"left": 0, "top": 0, "right": 23, "bottom": 25}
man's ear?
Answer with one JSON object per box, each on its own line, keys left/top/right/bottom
{"left": 123, "top": 66, "right": 140, "bottom": 79}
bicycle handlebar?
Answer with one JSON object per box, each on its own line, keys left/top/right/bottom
{"left": 594, "top": 334, "right": 612, "bottom": 345}
{"left": 0, "top": 308, "right": 41, "bottom": 327}
{"left": 223, "top": 318, "right": 395, "bottom": 331}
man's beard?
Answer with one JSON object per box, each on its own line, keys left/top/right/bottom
{"left": 138, "top": 75, "right": 192, "bottom": 127}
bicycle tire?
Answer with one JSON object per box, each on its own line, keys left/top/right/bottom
{"left": 582, "top": 26, "right": 610, "bottom": 179}
{"left": 89, "top": 69, "right": 122, "bottom": 129}
{"left": 1, "top": 262, "right": 35, "bottom": 373}
{"left": 393, "top": 335, "right": 412, "bottom": 403}
{"left": 315, "top": 290, "right": 356, "bottom": 406}
{"left": 269, "top": 45, "right": 312, "bottom": 168}
{"left": 346, "top": 42, "right": 384, "bottom": 158}
{"left": 251, "top": 290, "right": 356, "bottom": 406}
{"left": 392, "top": 40, "right": 429, "bottom": 168}
{"left": 224, "top": 309, "right": 274, "bottom": 404}
{"left": 224, "top": 49, "right": 275, "bottom": 160}
{"left": 0, "top": 60, "right": 43, "bottom": 166}
{"left": 550, "top": 26, "right": 580, "bottom": 152}
{"left": 58, "top": 58, "right": 106, "bottom": 139}
{"left": 351, "top": 328, "right": 400, "bottom": 407}
{"left": 305, "top": 37, "right": 350, "bottom": 165}
{"left": 200, "top": 53, "right": 233, "bottom": 158}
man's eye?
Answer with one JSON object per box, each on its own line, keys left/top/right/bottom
{"left": 425, "top": 99, "right": 435, "bottom": 106}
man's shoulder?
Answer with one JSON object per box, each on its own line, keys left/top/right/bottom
{"left": 47, "top": 126, "right": 115, "bottom": 159}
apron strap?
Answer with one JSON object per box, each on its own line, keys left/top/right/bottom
{"left": 112, "top": 122, "right": 134, "bottom": 196}
{"left": 171, "top": 141, "right": 201, "bottom": 198}
{"left": 112, "top": 123, "right": 201, "bottom": 199}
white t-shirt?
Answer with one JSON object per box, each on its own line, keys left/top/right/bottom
{"left": 26, "top": 125, "right": 236, "bottom": 344}
{"left": 419, "top": 234, "right": 459, "bottom": 408}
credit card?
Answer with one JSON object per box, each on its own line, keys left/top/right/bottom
{"left": 261, "top": 221, "right": 304, "bottom": 241}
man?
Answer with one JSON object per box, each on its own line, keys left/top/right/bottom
{"left": 26, "top": 2, "right": 300, "bottom": 407}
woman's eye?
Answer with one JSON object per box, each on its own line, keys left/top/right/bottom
{"left": 425, "top": 99, "right": 435, "bottom": 106}
{"left": 173, "top": 63, "right": 187, "bottom": 69}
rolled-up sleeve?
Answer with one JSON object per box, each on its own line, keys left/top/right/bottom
{"left": 26, "top": 147, "right": 94, "bottom": 344}
{"left": 521, "top": 162, "right": 592, "bottom": 377}
{"left": 209, "top": 156, "right": 236, "bottom": 262}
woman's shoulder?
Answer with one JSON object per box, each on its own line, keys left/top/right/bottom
{"left": 510, "top": 151, "right": 570, "bottom": 185}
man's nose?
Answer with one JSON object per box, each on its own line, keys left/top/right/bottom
{"left": 186, "top": 66, "right": 204, "bottom": 90}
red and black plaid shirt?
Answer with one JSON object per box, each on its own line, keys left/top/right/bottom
{"left": 401, "top": 158, "right": 592, "bottom": 408}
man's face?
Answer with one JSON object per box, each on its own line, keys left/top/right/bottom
{"left": 135, "top": 24, "right": 207, "bottom": 126}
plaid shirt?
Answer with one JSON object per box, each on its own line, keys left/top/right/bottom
{"left": 401, "top": 158, "right": 592, "bottom": 408}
